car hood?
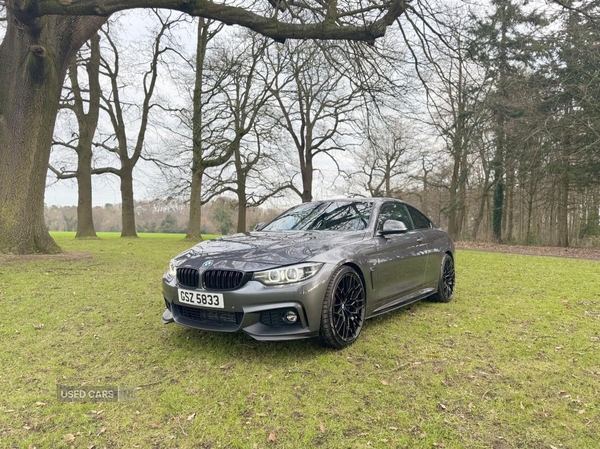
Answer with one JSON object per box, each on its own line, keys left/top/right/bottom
{"left": 174, "top": 231, "right": 367, "bottom": 272}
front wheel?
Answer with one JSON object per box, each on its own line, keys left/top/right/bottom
{"left": 429, "top": 253, "right": 455, "bottom": 303}
{"left": 319, "top": 266, "right": 366, "bottom": 349}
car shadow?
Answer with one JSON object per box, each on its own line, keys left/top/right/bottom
{"left": 166, "top": 325, "right": 327, "bottom": 363}
{"left": 164, "top": 299, "right": 435, "bottom": 364}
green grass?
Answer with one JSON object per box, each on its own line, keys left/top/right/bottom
{"left": 0, "top": 236, "right": 598, "bottom": 448}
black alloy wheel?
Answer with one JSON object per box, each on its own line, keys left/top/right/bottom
{"left": 430, "top": 253, "right": 455, "bottom": 303}
{"left": 319, "top": 266, "right": 366, "bottom": 349}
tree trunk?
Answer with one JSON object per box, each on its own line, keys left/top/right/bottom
{"left": 301, "top": 155, "right": 313, "bottom": 203}
{"left": 0, "top": 14, "right": 104, "bottom": 254}
{"left": 75, "top": 146, "right": 97, "bottom": 238}
{"left": 186, "top": 168, "right": 204, "bottom": 240}
{"left": 74, "top": 33, "right": 101, "bottom": 239}
{"left": 237, "top": 191, "right": 247, "bottom": 233}
{"left": 120, "top": 164, "right": 137, "bottom": 237}
{"left": 557, "top": 171, "right": 569, "bottom": 247}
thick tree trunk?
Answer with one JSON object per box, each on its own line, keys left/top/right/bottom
{"left": 447, "top": 154, "right": 460, "bottom": 239}
{"left": 186, "top": 168, "right": 204, "bottom": 240}
{"left": 75, "top": 147, "right": 97, "bottom": 238}
{"left": 237, "top": 183, "right": 247, "bottom": 233}
{"left": 301, "top": 156, "right": 313, "bottom": 203}
{"left": 0, "top": 14, "right": 104, "bottom": 254}
{"left": 120, "top": 164, "right": 137, "bottom": 237}
{"left": 74, "top": 33, "right": 101, "bottom": 239}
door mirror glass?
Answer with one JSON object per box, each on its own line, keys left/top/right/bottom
{"left": 253, "top": 222, "right": 266, "bottom": 231}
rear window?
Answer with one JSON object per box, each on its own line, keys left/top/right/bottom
{"left": 407, "top": 206, "right": 432, "bottom": 229}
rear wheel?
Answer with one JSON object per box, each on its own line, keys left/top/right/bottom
{"left": 430, "top": 253, "right": 455, "bottom": 303}
{"left": 319, "top": 266, "right": 366, "bottom": 349}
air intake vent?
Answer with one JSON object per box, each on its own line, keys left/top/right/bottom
{"left": 177, "top": 268, "right": 199, "bottom": 288}
{"left": 174, "top": 305, "right": 241, "bottom": 328}
{"left": 203, "top": 270, "right": 244, "bottom": 290}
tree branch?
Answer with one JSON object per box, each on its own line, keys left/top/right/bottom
{"left": 32, "top": 0, "right": 408, "bottom": 43}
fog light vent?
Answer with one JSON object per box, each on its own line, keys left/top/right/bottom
{"left": 260, "top": 309, "right": 300, "bottom": 327}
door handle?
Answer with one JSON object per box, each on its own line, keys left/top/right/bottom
{"left": 417, "top": 237, "right": 423, "bottom": 244}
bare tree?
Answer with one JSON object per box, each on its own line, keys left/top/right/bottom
{"left": 183, "top": 18, "right": 232, "bottom": 241}
{"left": 201, "top": 32, "right": 292, "bottom": 232}
{"left": 424, "top": 15, "right": 490, "bottom": 239}
{"left": 346, "top": 121, "right": 413, "bottom": 198}
{"left": 49, "top": 33, "right": 102, "bottom": 239}
{"left": 267, "top": 41, "right": 363, "bottom": 202}
{"left": 91, "top": 12, "right": 184, "bottom": 237}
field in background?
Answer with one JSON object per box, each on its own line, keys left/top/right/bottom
{"left": 49, "top": 231, "right": 221, "bottom": 240}
{"left": 0, "top": 234, "right": 598, "bottom": 447}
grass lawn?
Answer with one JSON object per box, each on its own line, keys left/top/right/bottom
{"left": 0, "top": 234, "right": 598, "bottom": 448}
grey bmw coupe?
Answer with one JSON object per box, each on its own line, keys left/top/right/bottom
{"left": 162, "top": 198, "right": 455, "bottom": 348}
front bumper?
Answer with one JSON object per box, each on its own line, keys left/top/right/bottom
{"left": 161, "top": 264, "right": 335, "bottom": 341}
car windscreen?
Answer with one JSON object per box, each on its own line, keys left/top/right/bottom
{"left": 262, "top": 201, "right": 373, "bottom": 232}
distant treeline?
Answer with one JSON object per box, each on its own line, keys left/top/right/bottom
{"left": 45, "top": 198, "right": 282, "bottom": 235}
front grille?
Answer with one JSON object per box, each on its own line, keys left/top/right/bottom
{"left": 174, "top": 304, "right": 241, "bottom": 327}
{"left": 203, "top": 270, "right": 244, "bottom": 290}
{"left": 260, "top": 310, "right": 292, "bottom": 328}
{"left": 177, "top": 268, "right": 199, "bottom": 288}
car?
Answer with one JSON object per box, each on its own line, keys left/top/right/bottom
{"left": 161, "top": 198, "right": 455, "bottom": 348}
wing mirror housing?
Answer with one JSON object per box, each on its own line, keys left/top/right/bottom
{"left": 378, "top": 219, "right": 408, "bottom": 235}
{"left": 253, "top": 222, "right": 266, "bottom": 232}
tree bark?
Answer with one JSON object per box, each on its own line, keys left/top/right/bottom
{"left": 301, "top": 158, "right": 314, "bottom": 203}
{"left": 0, "top": 14, "right": 104, "bottom": 254}
{"left": 120, "top": 164, "right": 137, "bottom": 237}
{"left": 186, "top": 168, "right": 204, "bottom": 240}
{"left": 75, "top": 144, "right": 97, "bottom": 238}
{"left": 237, "top": 189, "right": 247, "bottom": 233}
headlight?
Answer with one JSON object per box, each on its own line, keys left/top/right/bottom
{"left": 253, "top": 263, "right": 323, "bottom": 286}
{"left": 167, "top": 259, "right": 177, "bottom": 278}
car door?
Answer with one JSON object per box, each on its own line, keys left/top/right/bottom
{"left": 406, "top": 205, "right": 442, "bottom": 288}
{"left": 372, "top": 202, "right": 429, "bottom": 309}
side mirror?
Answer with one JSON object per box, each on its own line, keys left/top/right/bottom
{"left": 253, "top": 222, "right": 266, "bottom": 231}
{"left": 379, "top": 219, "right": 408, "bottom": 235}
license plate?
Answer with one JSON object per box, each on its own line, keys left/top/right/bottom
{"left": 178, "top": 289, "right": 224, "bottom": 309}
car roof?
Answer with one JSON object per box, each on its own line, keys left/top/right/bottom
{"left": 310, "top": 198, "right": 407, "bottom": 205}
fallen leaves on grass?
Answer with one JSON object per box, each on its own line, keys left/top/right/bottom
{"left": 320, "top": 422, "right": 325, "bottom": 433}
{"left": 268, "top": 432, "right": 277, "bottom": 442}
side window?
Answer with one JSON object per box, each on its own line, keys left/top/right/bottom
{"left": 407, "top": 206, "right": 432, "bottom": 229}
{"left": 377, "top": 203, "right": 414, "bottom": 230}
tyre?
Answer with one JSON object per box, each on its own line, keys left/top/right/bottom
{"left": 319, "top": 266, "right": 366, "bottom": 349}
{"left": 429, "top": 253, "right": 455, "bottom": 303}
